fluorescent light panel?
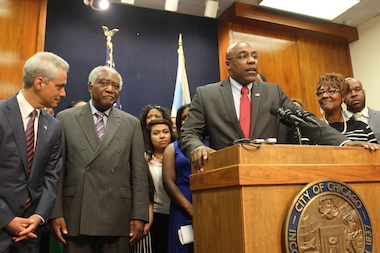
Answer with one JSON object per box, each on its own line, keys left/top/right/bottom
{"left": 259, "top": 0, "right": 360, "bottom": 20}
{"left": 121, "top": 0, "right": 135, "bottom": 4}
{"left": 204, "top": 0, "right": 219, "bottom": 18}
{"left": 165, "top": 0, "right": 179, "bottom": 12}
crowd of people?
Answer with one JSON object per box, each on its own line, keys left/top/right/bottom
{"left": 1, "top": 41, "right": 380, "bottom": 253}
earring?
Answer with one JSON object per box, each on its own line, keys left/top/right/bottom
{"left": 341, "top": 102, "right": 347, "bottom": 111}
{"left": 320, "top": 107, "right": 324, "bottom": 115}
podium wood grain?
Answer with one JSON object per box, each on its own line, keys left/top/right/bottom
{"left": 190, "top": 144, "right": 380, "bottom": 252}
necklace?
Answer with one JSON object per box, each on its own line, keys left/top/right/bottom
{"left": 323, "top": 115, "right": 347, "bottom": 134}
{"left": 153, "top": 154, "right": 163, "bottom": 161}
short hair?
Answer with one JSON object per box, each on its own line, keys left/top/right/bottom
{"left": 291, "top": 98, "right": 306, "bottom": 110}
{"left": 316, "top": 73, "right": 349, "bottom": 98}
{"left": 88, "top": 66, "right": 123, "bottom": 90}
{"left": 176, "top": 103, "right": 190, "bottom": 132}
{"left": 226, "top": 41, "right": 254, "bottom": 58}
{"left": 145, "top": 118, "right": 176, "bottom": 162}
{"left": 67, "top": 100, "right": 86, "bottom": 108}
{"left": 23, "top": 52, "right": 69, "bottom": 88}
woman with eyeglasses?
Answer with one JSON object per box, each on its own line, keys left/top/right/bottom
{"left": 316, "top": 73, "right": 377, "bottom": 143}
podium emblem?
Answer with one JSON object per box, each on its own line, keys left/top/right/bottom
{"left": 284, "top": 179, "right": 373, "bottom": 253}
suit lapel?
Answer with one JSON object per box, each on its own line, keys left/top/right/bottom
{"left": 5, "top": 96, "right": 29, "bottom": 174}
{"left": 77, "top": 105, "right": 100, "bottom": 152}
{"left": 89, "top": 108, "right": 122, "bottom": 163}
{"left": 250, "top": 81, "right": 263, "bottom": 137}
{"left": 219, "top": 79, "right": 243, "bottom": 136}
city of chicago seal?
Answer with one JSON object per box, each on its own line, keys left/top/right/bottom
{"left": 284, "top": 179, "right": 373, "bottom": 253}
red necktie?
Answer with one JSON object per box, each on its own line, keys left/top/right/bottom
{"left": 240, "top": 87, "right": 251, "bottom": 138}
{"left": 25, "top": 109, "right": 37, "bottom": 209}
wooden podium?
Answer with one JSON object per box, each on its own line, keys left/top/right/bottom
{"left": 190, "top": 144, "right": 380, "bottom": 252}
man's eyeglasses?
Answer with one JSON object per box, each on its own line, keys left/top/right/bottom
{"left": 316, "top": 88, "right": 340, "bottom": 97}
{"left": 227, "top": 53, "right": 260, "bottom": 61}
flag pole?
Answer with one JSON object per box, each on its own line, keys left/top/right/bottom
{"left": 171, "top": 33, "right": 191, "bottom": 117}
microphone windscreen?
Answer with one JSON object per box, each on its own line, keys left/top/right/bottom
{"left": 270, "top": 106, "right": 280, "bottom": 116}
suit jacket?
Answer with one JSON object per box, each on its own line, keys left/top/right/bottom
{"left": 368, "top": 107, "right": 380, "bottom": 142}
{"left": 179, "top": 78, "right": 348, "bottom": 158}
{"left": 51, "top": 104, "right": 149, "bottom": 236}
{"left": 0, "top": 94, "right": 62, "bottom": 250}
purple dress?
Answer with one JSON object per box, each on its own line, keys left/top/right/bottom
{"left": 167, "top": 141, "right": 193, "bottom": 253}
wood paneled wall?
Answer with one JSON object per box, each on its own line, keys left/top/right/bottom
{"left": 218, "top": 3, "right": 357, "bottom": 117}
{"left": 0, "top": 0, "right": 47, "bottom": 101}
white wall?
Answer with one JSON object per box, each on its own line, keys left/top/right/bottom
{"left": 349, "top": 15, "right": 380, "bottom": 110}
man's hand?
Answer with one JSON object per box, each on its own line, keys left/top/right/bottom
{"left": 5, "top": 215, "right": 40, "bottom": 242}
{"left": 344, "top": 141, "right": 380, "bottom": 151}
{"left": 190, "top": 145, "right": 216, "bottom": 172}
{"left": 50, "top": 217, "right": 68, "bottom": 244}
{"left": 129, "top": 220, "right": 145, "bottom": 246}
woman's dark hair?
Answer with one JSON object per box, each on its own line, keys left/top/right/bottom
{"left": 145, "top": 118, "right": 176, "bottom": 162}
{"left": 139, "top": 105, "right": 172, "bottom": 150}
{"left": 176, "top": 103, "right": 191, "bottom": 132}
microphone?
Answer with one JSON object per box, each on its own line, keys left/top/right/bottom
{"left": 270, "top": 106, "right": 307, "bottom": 125}
{"left": 290, "top": 107, "right": 321, "bottom": 127}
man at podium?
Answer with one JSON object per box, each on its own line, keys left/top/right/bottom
{"left": 178, "top": 41, "right": 379, "bottom": 172}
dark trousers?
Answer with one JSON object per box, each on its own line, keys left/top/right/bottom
{"left": 150, "top": 213, "right": 169, "bottom": 253}
{"left": 65, "top": 235, "right": 130, "bottom": 253}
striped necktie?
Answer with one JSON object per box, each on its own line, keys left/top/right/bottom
{"left": 25, "top": 109, "right": 37, "bottom": 209}
{"left": 95, "top": 112, "right": 105, "bottom": 140}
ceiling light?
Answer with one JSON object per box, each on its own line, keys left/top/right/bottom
{"left": 83, "top": 0, "right": 110, "bottom": 10}
{"left": 165, "top": 0, "right": 179, "bottom": 12}
{"left": 98, "top": 0, "right": 110, "bottom": 10}
{"left": 258, "top": 0, "right": 360, "bottom": 20}
{"left": 204, "top": 0, "right": 219, "bottom": 18}
{"left": 120, "top": 0, "right": 135, "bottom": 4}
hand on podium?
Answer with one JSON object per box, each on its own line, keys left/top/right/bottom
{"left": 191, "top": 145, "right": 216, "bottom": 172}
{"left": 344, "top": 141, "right": 380, "bottom": 151}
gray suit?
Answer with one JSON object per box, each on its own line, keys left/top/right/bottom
{"left": 368, "top": 107, "right": 380, "bottom": 142}
{"left": 51, "top": 104, "right": 149, "bottom": 237}
{"left": 179, "top": 78, "right": 348, "bottom": 158}
{"left": 0, "top": 94, "right": 62, "bottom": 251}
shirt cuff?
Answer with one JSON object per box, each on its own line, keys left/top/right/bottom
{"left": 340, "top": 140, "right": 351, "bottom": 146}
{"left": 33, "top": 214, "right": 45, "bottom": 225}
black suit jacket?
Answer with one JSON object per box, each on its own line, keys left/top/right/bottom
{"left": 179, "top": 78, "right": 348, "bottom": 158}
{"left": 0, "top": 94, "right": 62, "bottom": 250}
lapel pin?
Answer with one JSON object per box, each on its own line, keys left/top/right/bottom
{"left": 255, "top": 93, "right": 260, "bottom": 97}
{"left": 44, "top": 126, "right": 47, "bottom": 130}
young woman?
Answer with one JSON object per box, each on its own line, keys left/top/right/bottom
{"left": 145, "top": 119, "right": 176, "bottom": 253}
{"left": 139, "top": 105, "right": 172, "bottom": 150}
{"left": 162, "top": 104, "right": 194, "bottom": 253}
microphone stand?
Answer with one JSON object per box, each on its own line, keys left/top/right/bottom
{"left": 292, "top": 122, "right": 303, "bottom": 145}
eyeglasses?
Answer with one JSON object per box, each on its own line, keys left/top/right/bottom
{"left": 316, "top": 88, "right": 340, "bottom": 97}
{"left": 227, "top": 53, "right": 260, "bottom": 61}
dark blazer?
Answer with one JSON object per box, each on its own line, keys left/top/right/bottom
{"left": 51, "top": 104, "right": 149, "bottom": 236}
{"left": 0, "top": 94, "right": 62, "bottom": 250}
{"left": 368, "top": 107, "right": 380, "bottom": 142}
{"left": 179, "top": 78, "right": 348, "bottom": 158}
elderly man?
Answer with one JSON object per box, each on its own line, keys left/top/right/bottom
{"left": 50, "top": 66, "right": 149, "bottom": 253}
{"left": 0, "top": 52, "right": 69, "bottom": 252}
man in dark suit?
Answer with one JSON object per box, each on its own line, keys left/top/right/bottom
{"left": 344, "top": 77, "right": 380, "bottom": 142}
{"left": 179, "top": 41, "right": 378, "bottom": 171}
{"left": 50, "top": 66, "right": 149, "bottom": 253}
{"left": 0, "top": 52, "right": 69, "bottom": 252}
